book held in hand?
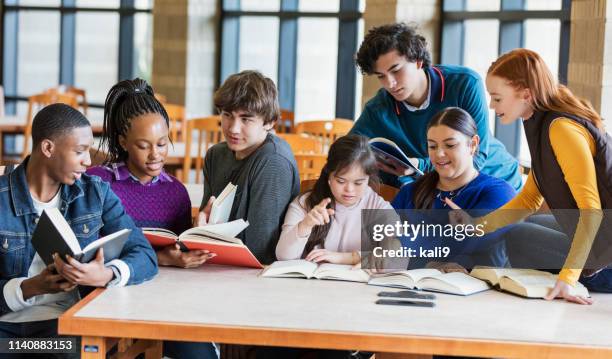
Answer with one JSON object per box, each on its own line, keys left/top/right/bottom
{"left": 260, "top": 259, "right": 370, "bottom": 283}
{"left": 32, "top": 208, "right": 130, "bottom": 265}
{"left": 209, "top": 182, "right": 237, "bottom": 224}
{"left": 368, "top": 268, "right": 490, "bottom": 296}
{"left": 143, "top": 219, "right": 262, "bottom": 269}
{"left": 470, "top": 266, "right": 590, "bottom": 299}
{"left": 369, "top": 137, "right": 424, "bottom": 176}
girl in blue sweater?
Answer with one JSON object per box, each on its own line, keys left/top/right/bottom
{"left": 392, "top": 107, "right": 516, "bottom": 272}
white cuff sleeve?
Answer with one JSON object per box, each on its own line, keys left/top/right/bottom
{"left": 3, "top": 277, "right": 36, "bottom": 312}
{"left": 105, "top": 259, "right": 130, "bottom": 287}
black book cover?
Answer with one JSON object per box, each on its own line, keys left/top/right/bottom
{"left": 31, "top": 209, "right": 79, "bottom": 265}
{"left": 32, "top": 208, "right": 130, "bottom": 265}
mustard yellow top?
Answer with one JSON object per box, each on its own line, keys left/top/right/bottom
{"left": 480, "top": 118, "right": 603, "bottom": 285}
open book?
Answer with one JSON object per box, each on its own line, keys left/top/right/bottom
{"left": 32, "top": 208, "right": 130, "bottom": 265}
{"left": 369, "top": 137, "right": 424, "bottom": 176}
{"left": 260, "top": 260, "right": 370, "bottom": 283}
{"left": 368, "top": 268, "right": 490, "bottom": 296}
{"left": 470, "top": 266, "right": 590, "bottom": 298}
{"left": 143, "top": 219, "right": 261, "bottom": 268}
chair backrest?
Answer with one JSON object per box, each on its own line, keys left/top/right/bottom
{"left": 374, "top": 183, "right": 400, "bottom": 202}
{"left": 294, "top": 153, "right": 327, "bottom": 182}
{"left": 182, "top": 116, "right": 223, "bottom": 183}
{"left": 154, "top": 93, "right": 168, "bottom": 104}
{"left": 165, "top": 103, "right": 186, "bottom": 142}
{"left": 47, "top": 86, "right": 88, "bottom": 115}
{"left": 23, "top": 92, "right": 79, "bottom": 159}
{"left": 294, "top": 119, "right": 354, "bottom": 152}
{"left": 89, "top": 148, "right": 107, "bottom": 167}
{"left": 276, "top": 133, "right": 322, "bottom": 154}
{"left": 300, "top": 178, "right": 317, "bottom": 194}
{"left": 275, "top": 109, "right": 295, "bottom": 133}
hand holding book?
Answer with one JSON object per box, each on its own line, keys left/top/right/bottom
{"left": 198, "top": 195, "right": 216, "bottom": 226}
{"left": 368, "top": 137, "right": 424, "bottom": 177}
{"left": 20, "top": 264, "right": 77, "bottom": 300}
{"left": 304, "top": 249, "right": 359, "bottom": 265}
{"left": 53, "top": 248, "right": 115, "bottom": 287}
{"left": 157, "top": 243, "right": 216, "bottom": 268}
{"left": 376, "top": 155, "right": 419, "bottom": 177}
{"left": 544, "top": 278, "right": 594, "bottom": 305}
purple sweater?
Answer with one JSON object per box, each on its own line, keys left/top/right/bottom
{"left": 87, "top": 163, "right": 192, "bottom": 235}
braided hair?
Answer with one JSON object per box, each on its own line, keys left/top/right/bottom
{"left": 99, "top": 78, "right": 170, "bottom": 164}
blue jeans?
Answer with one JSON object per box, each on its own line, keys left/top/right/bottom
{"left": 503, "top": 214, "right": 612, "bottom": 292}
{"left": 0, "top": 319, "right": 79, "bottom": 359}
{"left": 163, "top": 340, "right": 218, "bottom": 359}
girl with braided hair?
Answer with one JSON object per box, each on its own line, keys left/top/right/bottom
{"left": 87, "top": 79, "right": 218, "bottom": 358}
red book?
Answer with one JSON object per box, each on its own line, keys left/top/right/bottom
{"left": 143, "top": 221, "right": 262, "bottom": 269}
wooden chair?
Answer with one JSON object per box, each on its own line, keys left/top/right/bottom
{"left": 165, "top": 103, "right": 186, "bottom": 142}
{"left": 47, "top": 85, "right": 88, "bottom": 115}
{"left": 295, "top": 119, "right": 354, "bottom": 153}
{"left": 154, "top": 93, "right": 167, "bottom": 104}
{"left": 275, "top": 109, "right": 295, "bottom": 133}
{"left": 182, "top": 116, "right": 223, "bottom": 183}
{"left": 276, "top": 133, "right": 322, "bottom": 154}
{"left": 294, "top": 153, "right": 327, "bottom": 181}
{"left": 375, "top": 183, "right": 400, "bottom": 202}
{"left": 300, "top": 178, "right": 317, "bottom": 194}
{"left": 20, "top": 92, "right": 79, "bottom": 160}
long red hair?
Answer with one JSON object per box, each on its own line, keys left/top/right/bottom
{"left": 488, "top": 48, "right": 604, "bottom": 130}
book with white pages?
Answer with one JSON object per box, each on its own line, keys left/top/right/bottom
{"left": 368, "top": 268, "right": 490, "bottom": 296}
{"left": 260, "top": 259, "right": 370, "bottom": 283}
{"left": 208, "top": 182, "right": 237, "bottom": 224}
{"left": 32, "top": 208, "right": 130, "bottom": 265}
{"left": 470, "top": 266, "right": 590, "bottom": 299}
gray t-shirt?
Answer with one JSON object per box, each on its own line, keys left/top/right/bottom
{"left": 201, "top": 133, "right": 300, "bottom": 264}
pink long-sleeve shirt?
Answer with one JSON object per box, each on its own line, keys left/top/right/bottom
{"left": 276, "top": 186, "right": 393, "bottom": 260}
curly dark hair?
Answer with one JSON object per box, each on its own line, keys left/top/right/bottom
{"left": 355, "top": 23, "right": 432, "bottom": 75}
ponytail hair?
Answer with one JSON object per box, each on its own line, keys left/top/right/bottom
{"left": 301, "top": 134, "right": 379, "bottom": 257}
{"left": 412, "top": 107, "right": 478, "bottom": 209}
{"left": 99, "top": 78, "right": 170, "bottom": 164}
{"left": 488, "top": 48, "right": 604, "bottom": 130}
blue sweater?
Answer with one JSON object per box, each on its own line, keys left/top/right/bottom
{"left": 392, "top": 173, "right": 516, "bottom": 212}
{"left": 351, "top": 65, "right": 522, "bottom": 191}
{"left": 391, "top": 172, "right": 517, "bottom": 268}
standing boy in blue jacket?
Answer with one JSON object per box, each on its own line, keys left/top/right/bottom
{"left": 0, "top": 104, "right": 158, "bottom": 351}
{"left": 351, "top": 23, "right": 521, "bottom": 190}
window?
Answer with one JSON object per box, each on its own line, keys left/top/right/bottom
{"left": 1, "top": 0, "right": 153, "bottom": 116}
{"left": 441, "top": 0, "right": 571, "bottom": 164}
{"left": 220, "top": 0, "right": 363, "bottom": 122}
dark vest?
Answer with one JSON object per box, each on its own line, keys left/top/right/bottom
{"left": 523, "top": 111, "right": 612, "bottom": 271}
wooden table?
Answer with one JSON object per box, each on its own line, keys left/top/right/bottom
{"left": 59, "top": 266, "right": 612, "bottom": 358}
{"left": 0, "top": 115, "right": 104, "bottom": 159}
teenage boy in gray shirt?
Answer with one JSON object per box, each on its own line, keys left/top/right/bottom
{"left": 198, "top": 70, "right": 300, "bottom": 264}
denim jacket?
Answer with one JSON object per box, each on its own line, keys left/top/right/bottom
{"left": 0, "top": 157, "right": 158, "bottom": 315}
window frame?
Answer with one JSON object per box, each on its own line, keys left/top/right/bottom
{"left": 219, "top": 0, "right": 363, "bottom": 120}
{"left": 0, "top": 0, "right": 152, "bottom": 114}
{"left": 440, "top": 0, "right": 571, "bottom": 158}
